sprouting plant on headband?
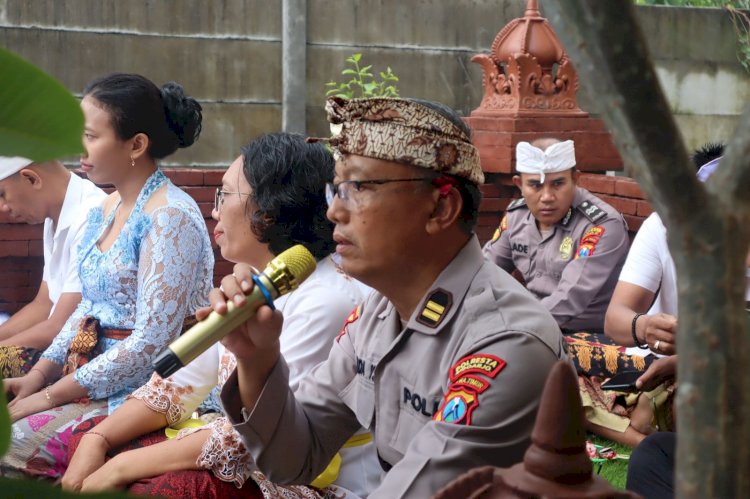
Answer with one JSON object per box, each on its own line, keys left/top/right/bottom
{"left": 325, "top": 53, "right": 400, "bottom": 99}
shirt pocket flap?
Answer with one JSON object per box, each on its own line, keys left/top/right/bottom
{"left": 338, "top": 376, "right": 375, "bottom": 430}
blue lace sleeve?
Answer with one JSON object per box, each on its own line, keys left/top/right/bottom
{"left": 73, "top": 206, "right": 210, "bottom": 399}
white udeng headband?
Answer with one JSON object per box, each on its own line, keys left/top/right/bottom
{"left": 0, "top": 156, "right": 34, "bottom": 181}
{"left": 515, "top": 140, "right": 576, "bottom": 183}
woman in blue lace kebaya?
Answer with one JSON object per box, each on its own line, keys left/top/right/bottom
{"left": 0, "top": 73, "right": 215, "bottom": 479}
{"left": 61, "top": 134, "right": 380, "bottom": 499}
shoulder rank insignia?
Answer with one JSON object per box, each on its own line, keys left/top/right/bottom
{"left": 490, "top": 215, "right": 508, "bottom": 242}
{"left": 506, "top": 197, "right": 527, "bottom": 211}
{"left": 417, "top": 288, "right": 452, "bottom": 328}
{"left": 577, "top": 200, "right": 608, "bottom": 224}
{"left": 336, "top": 305, "right": 361, "bottom": 342}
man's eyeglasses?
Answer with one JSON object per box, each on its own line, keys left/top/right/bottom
{"left": 214, "top": 187, "right": 250, "bottom": 212}
{"left": 325, "top": 178, "right": 435, "bottom": 207}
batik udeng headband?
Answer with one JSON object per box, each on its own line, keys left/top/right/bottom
{"left": 515, "top": 140, "right": 576, "bottom": 184}
{"left": 312, "top": 97, "right": 484, "bottom": 185}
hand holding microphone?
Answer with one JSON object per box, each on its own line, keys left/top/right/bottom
{"left": 205, "top": 266, "right": 282, "bottom": 361}
{"left": 154, "top": 245, "right": 316, "bottom": 377}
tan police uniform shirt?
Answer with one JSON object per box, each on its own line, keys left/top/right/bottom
{"left": 482, "top": 186, "right": 629, "bottom": 331}
{"left": 221, "top": 237, "right": 567, "bottom": 498}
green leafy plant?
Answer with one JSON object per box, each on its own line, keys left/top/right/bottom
{"left": 0, "top": 47, "right": 84, "bottom": 161}
{"left": 325, "top": 53, "right": 400, "bottom": 99}
{"left": 727, "top": 5, "right": 750, "bottom": 72}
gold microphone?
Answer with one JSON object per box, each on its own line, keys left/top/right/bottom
{"left": 153, "top": 244, "right": 316, "bottom": 377}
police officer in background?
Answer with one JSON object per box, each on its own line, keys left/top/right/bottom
{"left": 483, "top": 138, "right": 629, "bottom": 333}
{"left": 210, "top": 97, "right": 567, "bottom": 498}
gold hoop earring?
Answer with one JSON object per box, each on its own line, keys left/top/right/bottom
{"left": 130, "top": 157, "right": 135, "bottom": 168}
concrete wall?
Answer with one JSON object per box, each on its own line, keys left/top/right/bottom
{"left": 1, "top": 1, "right": 740, "bottom": 313}
{"left": 1, "top": 1, "right": 745, "bottom": 169}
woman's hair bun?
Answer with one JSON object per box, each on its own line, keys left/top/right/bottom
{"left": 160, "top": 82, "right": 203, "bottom": 149}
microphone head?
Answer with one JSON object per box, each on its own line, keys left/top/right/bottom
{"left": 264, "top": 244, "right": 316, "bottom": 295}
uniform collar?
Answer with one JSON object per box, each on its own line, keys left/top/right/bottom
{"left": 397, "top": 236, "right": 484, "bottom": 336}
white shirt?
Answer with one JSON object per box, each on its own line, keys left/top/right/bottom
{"left": 619, "top": 213, "right": 677, "bottom": 315}
{"left": 618, "top": 212, "right": 750, "bottom": 356}
{"left": 618, "top": 213, "right": 675, "bottom": 356}
{"left": 42, "top": 173, "right": 106, "bottom": 316}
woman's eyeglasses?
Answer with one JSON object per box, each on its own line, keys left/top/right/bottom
{"left": 214, "top": 188, "right": 250, "bottom": 212}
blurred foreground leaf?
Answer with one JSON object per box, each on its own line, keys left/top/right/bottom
{"left": 0, "top": 47, "right": 83, "bottom": 161}
{"left": 0, "top": 477, "right": 134, "bottom": 498}
{"left": 0, "top": 384, "right": 8, "bottom": 458}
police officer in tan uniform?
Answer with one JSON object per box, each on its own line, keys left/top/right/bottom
{"left": 483, "top": 139, "right": 629, "bottom": 333}
{"left": 213, "top": 97, "right": 567, "bottom": 498}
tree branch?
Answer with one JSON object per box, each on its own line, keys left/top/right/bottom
{"left": 542, "top": 0, "right": 707, "bottom": 227}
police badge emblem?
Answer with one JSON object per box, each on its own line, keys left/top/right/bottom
{"left": 559, "top": 236, "right": 573, "bottom": 261}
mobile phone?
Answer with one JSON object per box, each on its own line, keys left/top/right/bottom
{"left": 600, "top": 371, "right": 642, "bottom": 392}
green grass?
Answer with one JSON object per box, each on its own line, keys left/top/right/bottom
{"left": 589, "top": 436, "right": 632, "bottom": 490}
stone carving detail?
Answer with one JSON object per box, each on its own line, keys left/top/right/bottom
{"left": 471, "top": 0, "right": 585, "bottom": 117}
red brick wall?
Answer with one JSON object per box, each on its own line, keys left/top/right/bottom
{"left": 1, "top": 169, "right": 651, "bottom": 314}
{"left": 0, "top": 168, "right": 227, "bottom": 315}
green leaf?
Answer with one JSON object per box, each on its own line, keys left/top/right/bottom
{"left": 0, "top": 47, "right": 84, "bottom": 161}
{"left": 341, "top": 69, "right": 359, "bottom": 75}
{"left": 0, "top": 477, "right": 135, "bottom": 497}
{"left": 351, "top": 53, "right": 362, "bottom": 62}
{"left": 0, "top": 383, "right": 8, "bottom": 458}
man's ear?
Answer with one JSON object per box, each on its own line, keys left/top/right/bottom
{"left": 19, "top": 168, "right": 43, "bottom": 190}
{"left": 426, "top": 188, "right": 463, "bottom": 235}
{"left": 512, "top": 175, "right": 522, "bottom": 190}
{"left": 130, "top": 132, "right": 150, "bottom": 160}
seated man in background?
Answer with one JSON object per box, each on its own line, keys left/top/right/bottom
{"left": 483, "top": 138, "right": 629, "bottom": 333}
{"left": 211, "top": 97, "right": 567, "bottom": 497}
{"left": 0, "top": 157, "right": 105, "bottom": 377}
